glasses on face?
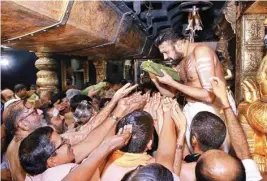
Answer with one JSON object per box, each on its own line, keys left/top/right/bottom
{"left": 17, "top": 100, "right": 39, "bottom": 122}
{"left": 48, "top": 138, "right": 69, "bottom": 158}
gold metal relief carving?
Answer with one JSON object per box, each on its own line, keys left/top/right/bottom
{"left": 36, "top": 70, "right": 58, "bottom": 88}
{"left": 35, "top": 57, "right": 58, "bottom": 70}
{"left": 35, "top": 53, "right": 58, "bottom": 92}
{"left": 93, "top": 60, "right": 107, "bottom": 83}
{"left": 238, "top": 55, "right": 267, "bottom": 174}
{"left": 236, "top": 18, "right": 242, "bottom": 45}
{"left": 61, "top": 59, "right": 67, "bottom": 91}
{"left": 235, "top": 14, "right": 267, "bottom": 102}
{"left": 83, "top": 60, "right": 89, "bottom": 83}
{"left": 244, "top": 15, "right": 267, "bottom": 45}
{"left": 243, "top": 46, "right": 265, "bottom": 73}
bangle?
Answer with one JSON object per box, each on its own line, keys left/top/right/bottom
{"left": 110, "top": 113, "right": 121, "bottom": 121}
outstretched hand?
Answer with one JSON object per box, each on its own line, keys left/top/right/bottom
{"left": 114, "top": 93, "right": 147, "bottom": 118}
{"left": 162, "top": 97, "right": 173, "bottom": 112}
{"left": 144, "top": 93, "right": 161, "bottom": 119}
{"left": 152, "top": 93, "right": 161, "bottom": 113}
{"left": 171, "top": 101, "right": 187, "bottom": 134}
{"left": 112, "top": 83, "right": 138, "bottom": 103}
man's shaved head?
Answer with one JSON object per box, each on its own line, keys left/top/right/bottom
{"left": 1, "top": 89, "right": 15, "bottom": 103}
{"left": 195, "top": 150, "right": 246, "bottom": 181}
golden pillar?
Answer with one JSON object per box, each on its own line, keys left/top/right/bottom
{"left": 35, "top": 53, "right": 59, "bottom": 92}
{"left": 83, "top": 60, "right": 89, "bottom": 84}
{"left": 235, "top": 14, "right": 267, "bottom": 102}
{"left": 60, "top": 59, "right": 67, "bottom": 91}
{"left": 93, "top": 60, "right": 106, "bottom": 83}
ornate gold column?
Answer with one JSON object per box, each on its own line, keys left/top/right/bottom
{"left": 235, "top": 14, "right": 267, "bottom": 102}
{"left": 83, "top": 60, "right": 89, "bottom": 84}
{"left": 60, "top": 59, "right": 67, "bottom": 91}
{"left": 35, "top": 53, "right": 59, "bottom": 92}
{"left": 93, "top": 60, "right": 106, "bottom": 83}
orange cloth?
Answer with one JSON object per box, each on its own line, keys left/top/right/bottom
{"left": 107, "top": 150, "right": 152, "bottom": 167}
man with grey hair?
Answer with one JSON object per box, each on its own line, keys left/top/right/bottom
{"left": 4, "top": 100, "right": 44, "bottom": 181}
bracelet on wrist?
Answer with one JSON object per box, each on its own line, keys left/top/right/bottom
{"left": 110, "top": 113, "right": 121, "bottom": 121}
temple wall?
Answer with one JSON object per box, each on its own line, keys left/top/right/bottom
{"left": 235, "top": 14, "right": 267, "bottom": 102}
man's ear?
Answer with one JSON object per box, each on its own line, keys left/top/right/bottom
{"left": 17, "top": 121, "right": 30, "bottom": 131}
{"left": 47, "top": 157, "right": 57, "bottom": 168}
{"left": 191, "top": 135, "right": 198, "bottom": 147}
{"left": 146, "top": 139, "right": 153, "bottom": 151}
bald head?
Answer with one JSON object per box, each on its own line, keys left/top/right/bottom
{"left": 195, "top": 150, "right": 246, "bottom": 181}
{"left": 1, "top": 89, "right": 15, "bottom": 103}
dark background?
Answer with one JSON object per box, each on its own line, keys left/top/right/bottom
{"left": 1, "top": 49, "right": 38, "bottom": 90}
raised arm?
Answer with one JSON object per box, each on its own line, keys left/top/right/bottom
{"left": 63, "top": 125, "right": 132, "bottom": 181}
{"left": 210, "top": 77, "right": 251, "bottom": 160}
{"left": 61, "top": 100, "right": 117, "bottom": 145}
{"left": 62, "top": 83, "right": 138, "bottom": 145}
{"left": 171, "top": 101, "right": 187, "bottom": 176}
{"left": 155, "top": 97, "right": 176, "bottom": 172}
{"left": 72, "top": 84, "right": 146, "bottom": 163}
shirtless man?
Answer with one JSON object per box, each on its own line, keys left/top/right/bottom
{"left": 4, "top": 100, "right": 44, "bottom": 181}
{"left": 4, "top": 83, "right": 140, "bottom": 181}
{"left": 153, "top": 28, "right": 236, "bottom": 152}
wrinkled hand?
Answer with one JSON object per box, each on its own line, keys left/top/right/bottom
{"left": 171, "top": 101, "right": 187, "bottom": 134}
{"left": 156, "top": 101, "right": 164, "bottom": 134}
{"left": 210, "top": 77, "right": 229, "bottom": 106}
{"left": 241, "top": 79, "right": 259, "bottom": 103}
{"left": 144, "top": 93, "right": 161, "bottom": 119}
{"left": 152, "top": 93, "right": 161, "bottom": 113}
{"left": 156, "top": 69, "right": 174, "bottom": 86}
{"left": 162, "top": 97, "right": 173, "bottom": 112}
{"left": 127, "top": 93, "right": 147, "bottom": 114}
{"left": 114, "top": 93, "right": 147, "bottom": 118}
{"left": 102, "top": 124, "right": 132, "bottom": 151}
{"left": 112, "top": 83, "right": 138, "bottom": 103}
{"left": 143, "top": 92, "right": 152, "bottom": 113}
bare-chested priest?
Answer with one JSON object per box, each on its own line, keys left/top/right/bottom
{"left": 152, "top": 28, "right": 236, "bottom": 153}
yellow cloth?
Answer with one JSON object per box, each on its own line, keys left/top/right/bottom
{"left": 108, "top": 150, "right": 152, "bottom": 167}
